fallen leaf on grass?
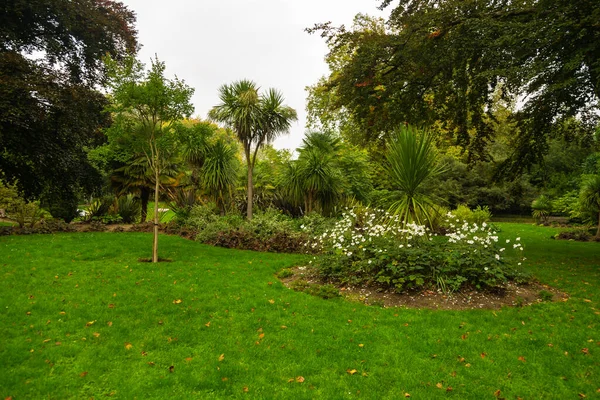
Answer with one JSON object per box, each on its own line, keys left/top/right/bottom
{"left": 494, "top": 389, "right": 501, "bottom": 397}
{"left": 141, "top": 351, "right": 147, "bottom": 356}
{"left": 358, "top": 344, "right": 364, "bottom": 348}
{"left": 43, "top": 339, "right": 51, "bottom": 343}
{"left": 205, "top": 322, "right": 211, "bottom": 327}
{"left": 578, "top": 394, "right": 586, "bottom": 398}
{"left": 147, "top": 362, "right": 155, "bottom": 366}
{"left": 173, "top": 299, "right": 182, "bottom": 304}
{"left": 281, "top": 326, "right": 287, "bottom": 329}
{"left": 125, "top": 343, "right": 132, "bottom": 350}
{"left": 465, "top": 363, "right": 471, "bottom": 368}
{"left": 480, "top": 352, "right": 487, "bottom": 358}
{"left": 436, "top": 383, "right": 443, "bottom": 389}
{"left": 296, "top": 376, "right": 305, "bottom": 383}
{"left": 107, "top": 321, "right": 113, "bottom": 327}
{"left": 93, "top": 332, "right": 100, "bottom": 338}
{"left": 258, "top": 333, "right": 265, "bottom": 339}
{"left": 85, "top": 320, "right": 95, "bottom": 327}
{"left": 169, "top": 365, "right": 174, "bottom": 373}
{"left": 243, "top": 387, "right": 249, "bottom": 392}
{"left": 80, "top": 371, "right": 88, "bottom": 377}
{"left": 581, "top": 348, "right": 589, "bottom": 354}
{"left": 222, "top": 377, "right": 228, "bottom": 381}
{"left": 185, "top": 357, "right": 192, "bottom": 362}
{"left": 347, "top": 369, "right": 357, "bottom": 375}
{"left": 218, "top": 354, "right": 225, "bottom": 362}
{"left": 108, "top": 304, "right": 115, "bottom": 308}
{"left": 518, "top": 356, "right": 526, "bottom": 362}
{"left": 268, "top": 299, "right": 275, "bottom": 304}
{"left": 59, "top": 311, "right": 66, "bottom": 315}
{"left": 55, "top": 342, "right": 61, "bottom": 346}
{"left": 404, "top": 393, "right": 411, "bottom": 398}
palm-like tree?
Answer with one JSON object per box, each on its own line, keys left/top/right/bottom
{"left": 202, "top": 138, "right": 239, "bottom": 214}
{"left": 579, "top": 174, "right": 600, "bottom": 237}
{"left": 386, "top": 125, "right": 445, "bottom": 226}
{"left": 209, "top": 80, "right": 297, "bottom": 219}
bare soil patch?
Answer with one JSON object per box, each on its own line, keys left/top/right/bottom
{"left": 280, "top": 266, "right": 569, "bottom": 310}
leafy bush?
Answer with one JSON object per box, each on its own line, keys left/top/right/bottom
{"left": 12, "top": 201, "right": 45, "bottom": 228}
{"left": 43, "top": 188, "right": 79, "bottom": 223}
{"left": 116, "top": 194, "right": 140, "bottom": 223}
{"left": 306, "top": 208, "right": 527, "bottom": 293}
{"left": 85, "top": 195, "right": 114, "bottom": 222}
{"left": 531, "top": 195, "right": 553, "bottom": 223}
{"left": 449, "top": 204, "right": 492, "bottom": 226}
{"left": 168, "top": 188, "right": 198, "bottom": 224}
{"left": 554, "top": 228, "right": 593, "bottom": 242}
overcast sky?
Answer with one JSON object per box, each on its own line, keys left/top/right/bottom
{"left": 119, "top": 0, "right": 389, "bottom": 151}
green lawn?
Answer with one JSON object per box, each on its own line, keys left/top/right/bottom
{"left": 0, "top": 224, "right": 598, "bottom": 398}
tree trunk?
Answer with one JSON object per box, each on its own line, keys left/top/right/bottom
{"left": 246, "top": 158, "right": 253, "bottom": 220}
{"left": 153, "top": 166, "right": 159, "bottom": 263}
{"left": 140, "top": 186, "right": 150, "bottom": 223}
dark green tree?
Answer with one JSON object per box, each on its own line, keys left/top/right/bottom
{"left": 0, "top": 0, "right": 137, "bottom": 219}
{"left": 308, "top": 0, "right": 600, "bottom": 172}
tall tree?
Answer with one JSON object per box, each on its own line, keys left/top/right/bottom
{"left": 209, "top": 80, "right": 297, "bottom": 219}
{"left": 105, "top": 55, "right": 194, "bottom": 262}
{"left": 308, "top": 0, "right": 600, "bottom": 172}
{"left": 0, "top": 0, "right": 137, "bottom": 217}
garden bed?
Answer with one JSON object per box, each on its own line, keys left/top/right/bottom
{"left": 280, "top": 266, "right": 569, "bottom": 310}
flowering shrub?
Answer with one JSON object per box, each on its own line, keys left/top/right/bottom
{"left": 304, "top": 208, "right": 528, "bottom": 293}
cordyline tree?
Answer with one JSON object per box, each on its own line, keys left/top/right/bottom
{"left": 105, "top": 55, "right": 194, "bottom": 262}
{"left": 308, "top": 0, "right": 600, "bottom": 174}
{"left": 209, "top": 80, "right": 297, "bottom": 219}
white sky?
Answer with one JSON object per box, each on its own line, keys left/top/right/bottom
{"left": 119, "top": 0, "right": 389, "bottom": 151}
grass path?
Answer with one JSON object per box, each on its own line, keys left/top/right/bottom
{"left": 0, "top": 224, "right": 598, "bottom": 398}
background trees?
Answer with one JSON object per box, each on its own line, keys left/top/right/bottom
{"left": 0, "top": 0, "right": 137, "bottom": 219}
{"left": 308, "top": 1, "right": 600, "bottom": 172}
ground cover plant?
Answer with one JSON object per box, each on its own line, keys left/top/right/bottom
{"left": 0, "top": 225, "right": 599, "bottom": 398}
{"left": 306, "top": 208, "right": 527, "bottom": 294}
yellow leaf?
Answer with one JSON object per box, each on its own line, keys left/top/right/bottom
{"left": 280, "top": 325, "right": 287, "bottom": 329}
{"left": 243, "top": 386, "right": 249, "bottom": 392}
{"left": 218, "top": 354, "right": 225, "bottom": 362}
{"left": 358, "top": 344, "right": 364, "bottom": 348}
{"left": 518, "top": 356, "right": 526, "bottom": 362}
{"left": 436, "top": 383, "right": 443, "bottom": 389}
{"left": 85, "top": 320, "right": 95, "bottom": 327}
{"left": 296, "top": 376, "right": 305, "bottom": 383}
{"left": 347, "top": 369, "right": 357, "bottom": 375}
{"left": 125, "top": 342, "right": 132, "bottom": 350}
{"left": 259, "top": 333, "right": 265, "bottom": 339}
{"left": 404, "top": 393, "right": 411, "bottom": 398}
{"left": 465, "top": 363, "right": 471, "bottom": 368}
{"left": 268, "top": 299, "right": 275, "bottom": 304}
{"left": 173, "top": 299, "right": 182, "bottom": 304}
{"left": 205, "top": 322, "right": 211, "bottom": 327}
{"left": 107, "top": 321, "right": 113, "bottom": 327}
{"left": 93, "top": 332, "right": 100, "bottom": 338}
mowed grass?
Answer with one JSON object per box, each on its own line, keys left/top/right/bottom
{"left": 0, "top": 224, "right": 598, "bottom": 399}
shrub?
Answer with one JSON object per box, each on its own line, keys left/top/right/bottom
{"left": 306, "top": 208, "right": 527, "bottom": 293}
{"left": 85, "top": 195, "right": 114, "bottom": 222}
{"left": 531, "top": 195, "right": 553, "bottom": 223}
{"left": 116, "top": 194, "right": 140, "bottom": 223}
{"left": 449, "top": 204, "right": 492, "bottom": 225}
{"left": 43, "top": 188, "right": 78, "bottom": 223}
{"left": 168, "top": 188, "right": 198, "bottom": 224}
{"left": 554, "top": 228, "right": 592, "bottom": 242}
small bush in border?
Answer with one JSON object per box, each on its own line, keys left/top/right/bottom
{"left": 305, "top": 207, "right": 528, "bottom": 294}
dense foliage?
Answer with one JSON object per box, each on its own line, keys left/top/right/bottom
{"left": 0, "top": 0, "right": 138, "bottom": 214}
{"left": 307, "top": 208, "right": 527, "bottom": 293}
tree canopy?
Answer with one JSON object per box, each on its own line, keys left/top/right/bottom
{"left": 308, "top": 0, "right": 600, "bottom": 173}
{"left": 0, "top": 0, "right": 137, "bottom": 218}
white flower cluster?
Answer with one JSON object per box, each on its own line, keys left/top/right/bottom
{"left": 305, "top": 207, "right": 429, "bottom": 257}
